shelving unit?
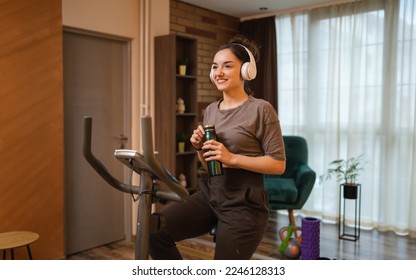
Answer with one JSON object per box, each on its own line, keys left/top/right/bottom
{"left": 154, "top": 34, "right": 198, "bottom": 194}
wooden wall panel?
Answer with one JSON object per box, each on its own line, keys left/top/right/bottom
{"left": 0, "top": 0, "right": 64, "bottom": 259}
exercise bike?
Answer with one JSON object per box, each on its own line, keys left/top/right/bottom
{"left": 82, "top": 115, "right": 189, "bottom": 260}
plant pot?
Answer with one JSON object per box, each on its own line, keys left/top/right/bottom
{"left": 342, "top": 183, "right": 358, "bottom": 199}
{"left": 178, "top": 65, "right": 187, "bottom": 75}
{"left": 177, "top": 142, "right": 185, "bottom": 153}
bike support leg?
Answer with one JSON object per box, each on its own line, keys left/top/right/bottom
{"left": 135, "top": 171, "right": 154, "bottom": 260}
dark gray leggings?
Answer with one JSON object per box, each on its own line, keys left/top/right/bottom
{"left": 149, "top": 169, "right": 269, "bottom": 260}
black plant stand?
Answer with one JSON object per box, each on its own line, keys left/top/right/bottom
{"left": 338, "top": 183, "right": 361, "bottom": 241}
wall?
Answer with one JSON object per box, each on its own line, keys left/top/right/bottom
{"left": 62, "top": 0, "right": 140, "bottom": 37}
{"left": 0, "top": 0, "right": 64, "bottom": 259}
{"left": 170, "top": 0, "right": 240, "bottom": 120}
{"left": 62, "top": 0, "right": 170, "bottom": 238}
{"left": 63, "top": 0, "right": 140, "bottom": 151}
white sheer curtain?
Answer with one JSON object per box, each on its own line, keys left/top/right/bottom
{"left": 276, "top": 0, "right": 416, "bottom": 236}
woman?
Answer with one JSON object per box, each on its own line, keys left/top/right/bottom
{"left": 149, "top": 35, "right": 286, "bottom": 260}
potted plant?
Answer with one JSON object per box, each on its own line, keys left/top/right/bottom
{"left": 177, "top": 58, "right": 188, "bottom": 75}
{"left": 176, "top": 133, "right": 188, "bottom": 153}
{"left": 319, "top": 154, "right": 365, "bottom": 199}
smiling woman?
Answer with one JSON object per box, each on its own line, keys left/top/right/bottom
{"left": 150, "top": 34, "right": 286, "bottom": 260}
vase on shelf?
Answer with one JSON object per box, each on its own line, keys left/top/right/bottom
{"left": 178, "top": 65, "right": 187, "bottom": 75}
{"left": 176, "top": 98, "right": 185, "bottom": 114}
{"left": 177, "top": 142, "right": 185, "bottom": 153}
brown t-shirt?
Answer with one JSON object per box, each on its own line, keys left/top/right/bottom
{"left": 203, "top": 96, "right": 286, "bottom": 161}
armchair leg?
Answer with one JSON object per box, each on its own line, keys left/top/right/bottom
{"left": 288, "top": 210, "right": 300, "bottom": 239}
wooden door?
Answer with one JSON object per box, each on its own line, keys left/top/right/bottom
{"left": 63, "top": 30, "right": 130, "bottom": 255}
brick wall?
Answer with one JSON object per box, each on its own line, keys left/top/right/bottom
{"left": 170, "top": 0, "right": 240, "bottom": 120}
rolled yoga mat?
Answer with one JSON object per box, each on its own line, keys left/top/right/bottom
{"left": 301, "top": 217, "right": 320, "bottom": 260}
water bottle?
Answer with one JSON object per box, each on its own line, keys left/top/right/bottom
{"left": 204, "top": 125, "right": 223, "bottom": 176}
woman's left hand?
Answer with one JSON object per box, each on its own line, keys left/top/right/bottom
{"left": 202, "top": 140, "right": 236, "bottom": 167}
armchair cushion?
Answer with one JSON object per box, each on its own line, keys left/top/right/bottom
{"left": 264, "top": 177, "right": 298, "bottom": 203}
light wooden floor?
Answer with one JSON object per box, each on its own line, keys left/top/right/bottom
{"left": 67, "top": 211, "right": 416, "bottom": 260}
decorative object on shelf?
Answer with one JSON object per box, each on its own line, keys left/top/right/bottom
{"left": 177, "top": 142, "right": 185, "bottom": 153}
{"left": 278, "top": 225, "right": 302, "bottom": 259}
{"left": 176, "top": 133, "right": 188, "bottom": 153}
{"left": 176, "top": 98, "right": 185, "bottom": 114}
{"left": 179, "top": 173, "right": 187, "bottom": 188}
{"left": 301, "top": 217, "right": 320, "bottom": 260}
{"left": 178, "top": 58, "right": 188, "bottom": 75}
{"left": 319, "top": 154, "right": 365, "bottom": 199}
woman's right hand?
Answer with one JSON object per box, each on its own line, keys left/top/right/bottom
{"left": 190, "top": 125, "right": 205, "bottom": 150}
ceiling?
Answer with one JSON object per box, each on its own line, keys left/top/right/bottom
{"left": 180, "top": 0, "right": 337, "bottom": 19}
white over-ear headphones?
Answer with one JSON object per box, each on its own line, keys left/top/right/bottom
{"left": 210, "top": 43, "right": 257, "bottom": 83}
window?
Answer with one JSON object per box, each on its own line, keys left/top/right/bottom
{"left": 275, "top": 0, "right": 416, "bottom": 234}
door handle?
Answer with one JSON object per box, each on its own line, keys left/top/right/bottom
{"left": 114, "top": 134, "right": 128, "bottom": 149}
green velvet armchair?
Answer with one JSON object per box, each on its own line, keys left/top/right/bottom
{"left": 264, "top": 136, "right": 316, "bottom": 227}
